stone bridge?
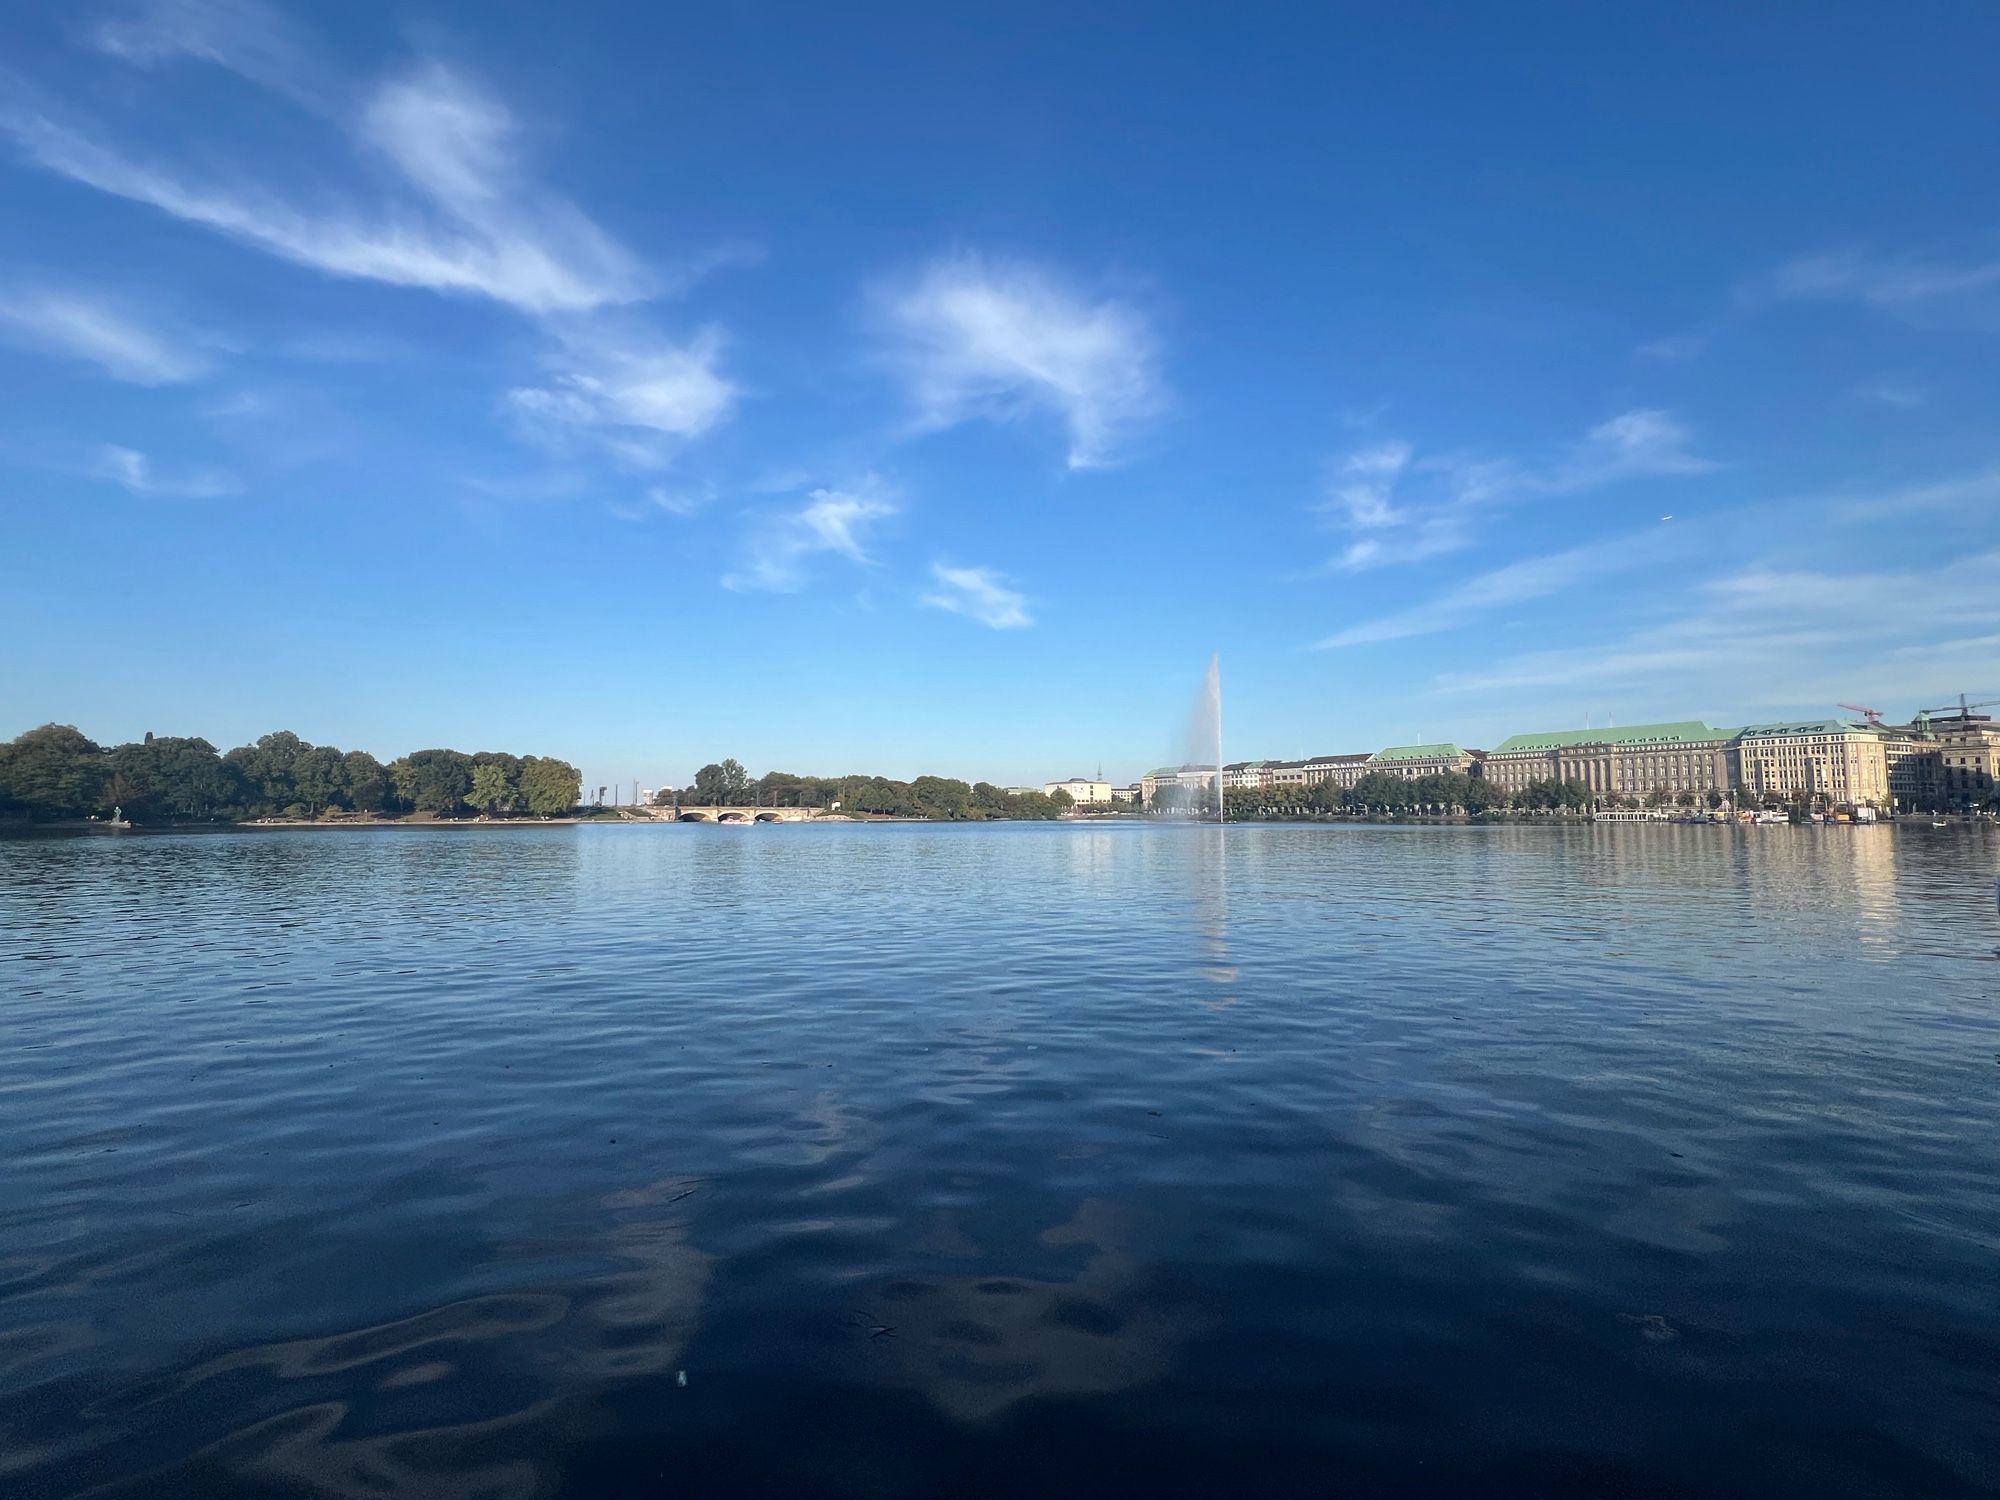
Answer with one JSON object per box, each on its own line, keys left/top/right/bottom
{"left": 622, "top": 805, "right": 823, "bottom": 824}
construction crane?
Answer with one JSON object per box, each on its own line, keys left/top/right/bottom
{"left": 1838, "top": 702, "right": 1885, "bottom": 724}
{"left": 1920, "top": 694, "right": 2000, "bottom": 720}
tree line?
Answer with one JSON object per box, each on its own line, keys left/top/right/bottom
{"left": 1201, "top": 771, "right": 1595, "bottom": 818}
{"left": 669, "top": 758, "right": 1075, "bottom": 820}
{"left": 1210, "top": 771, "right": 1778, "bottom": 819}
{"left": 0, "top": 724, "right": 583, "bottom": 823}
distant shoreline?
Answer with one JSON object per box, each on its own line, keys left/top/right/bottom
{"left": 239, "top": 817, "right": 584, "bottom": 828}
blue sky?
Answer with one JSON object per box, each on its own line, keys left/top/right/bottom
{"left": 2, "top": 1, "right": 1996, "bottom": 788}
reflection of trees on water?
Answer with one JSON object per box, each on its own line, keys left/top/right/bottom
{"left": 856, "top": 1199, "right": 1210, "bottom": 1425}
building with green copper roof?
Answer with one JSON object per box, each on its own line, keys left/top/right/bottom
{"left": 1489, "top": 720, "right": 1729, "bottom": 754}
{"left": 1481, "top": 719, "right": 1737, "bottom": 804}
{"left": 1369, "top": 743, "right": 1465, "bottom": 762}
{"left": 1364, "top": 743, "right": 1473, "bottom": 778}
{"left": 1733, "top": 719, "right": 1874, "bottom": 740}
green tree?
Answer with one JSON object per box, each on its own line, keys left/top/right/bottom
{"left": 0, "top": 724, "right": 107, "bottom": 819}
{"left": 104, "top": 735, "right": 233, "bottom": 821}
{"left": 692, "top": 759, "right": 751, "bottom": 805}
{"left": 293, "top": 744, "right": 348, "bottom": 816}
{"left": 910, "top": 775, "right": 973, "bottom": 819}
{"left": 343, "top": 750, "right": 390, "bottom": 813}
{"left": 469, "top": 762, "right": 514, "bottom": 815}
{"left": 391, "top": 749, "right": 474, "bottom": 815}
{"left": 470, "top": 752, "right": 523, "bottom": 809}
{"left": 754, "top": 770, "right": 806, "bottom": 807}
{"left": 225, "top": 730, "right": 310, "bottom": 814}
{"left": 519, "top": 757, "right": 582, "bottom": 817}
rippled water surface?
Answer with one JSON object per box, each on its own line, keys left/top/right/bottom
{"left": 3, "top": 821, "right": 1997, "bottom": 1497}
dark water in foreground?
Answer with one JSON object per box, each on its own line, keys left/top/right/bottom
{"left": 2, "top": 822, "right": 1997, "bottom": 1498}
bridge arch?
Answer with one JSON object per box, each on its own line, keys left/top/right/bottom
{"left": 677, "top": 811, "right": 714, "bottom": 822}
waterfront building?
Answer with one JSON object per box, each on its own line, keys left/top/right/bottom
{"left": 1366, "top": 743, "right": 1473, "bottom": 780}
{"left": 1731, "top": 721, "right": 1890, "bottom": 808}
{"left": 1480, "top": 721, "right": 1734, "bottom": 803}
{"left": 1222, "top": 761, "right": 1270, "bottom": 791}
{"left": 1250, "top": 753, "right": 1372, "bottom": 792}
{"left": 1044, "top": 776, "right": 1114, "bottom": 805}
{"left": 1141, "top": 765, "right": 1220, "bottom": 808}
{"left": 1928, "top": 709, "right": 1999, "bottom": 811}
{"left": 1879, "top": 726, "right": 1942, "bottom": 812}
{"left": 1305, "top": 752, "right": 1374, "bottom": 789}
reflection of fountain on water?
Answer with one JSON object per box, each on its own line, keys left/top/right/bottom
{"left": 1179, "top": 656, "right": 1234, "bottom": 1012}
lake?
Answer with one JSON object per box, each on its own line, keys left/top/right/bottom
{"left": 2, "top": 821, "right": 1996, "bottom": 1497}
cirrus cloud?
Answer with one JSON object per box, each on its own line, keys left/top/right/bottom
{"left": 722, "top": 482, "right": 899, "bottom": 594}
{"left": 87, "top": 443, "right": 239, "bottom": 497}
{"left": 921, "top": 563, "right": 1033, "bottom": 629}
{"left": 876, "top": 252, "right": 1166, "bottom": 469}
{"left": 1320, "top": 409, "right": 1716, "bottom": 572}
{"left": 0, "top": 287, "right": 208, "bottom": 384}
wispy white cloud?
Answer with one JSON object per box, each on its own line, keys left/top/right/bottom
{"left": 1774, "top": 248, "right": 2000, "bottom": 305}
{"left": 2, "top": 61, "right": 649, "bottom": 315}
{"left": 1320, "top": 440, "right": 1475, "bottom": 569}
{"left": 643, "top": 483, "right": 718, "bottom": 517}
{"left": 1768, "top": 245, "right": 2000, "bottom": 330}
{"left": 1827, "top": 467, "right": 2000, "bottom": 523}
{"left": 457, "top": 468, "right": 590, "bottom": 503}
{"left": 722, "top": 482, "right": 898, "bottom": 593}
{"left": 1321, "top": 409, "right": 1715, "bottom": 572}
{"left": 601, "top": 482, "right": 718, "bottom": 522}
{"left": 89, "top": 0, "right": 324, "bottom": 104}
{"left": 1853, "top": 378, "right": 1926, "bottom": 410}
{"left": 876, "top": 252, "right": 1165, "bottom": 468}
{"left": 508, "top": 323, "right": 738, "bottom": 464}
{"left": 87, "top": 443, "right": 239, "bottom": 497}
{"left": 1312, "top": 534, "right": 1660, "bottom": 649}
{"left": 5, "top": 39, "right": 747, "bottom": 487}
{"left": 1325, "top": 441, "right": 1412, "bottom": 530}
{"left": 1432, "top": 550, "right": 2000, "bottom": 712}
{"left": 1544, "top": 409, "right": 1716, "bottom": 490}
{"left": 1636, "top": 333, "right": 1707, "bottom": 362}
{"left": 0, "top": 287, "right": 207, "bottom": 383}
{"left": 921, "top": 562, "right": 1032, "bottom": 629}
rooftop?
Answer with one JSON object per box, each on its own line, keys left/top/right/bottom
{"left": 1368, "top": 743, "right": 1465, "bottom": 763}
{"left": 1489, "top": 720, "right": 1728, "bottom": 754}
{"left": 1734, "top": 720, "right": 1876, "bottom": 740}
